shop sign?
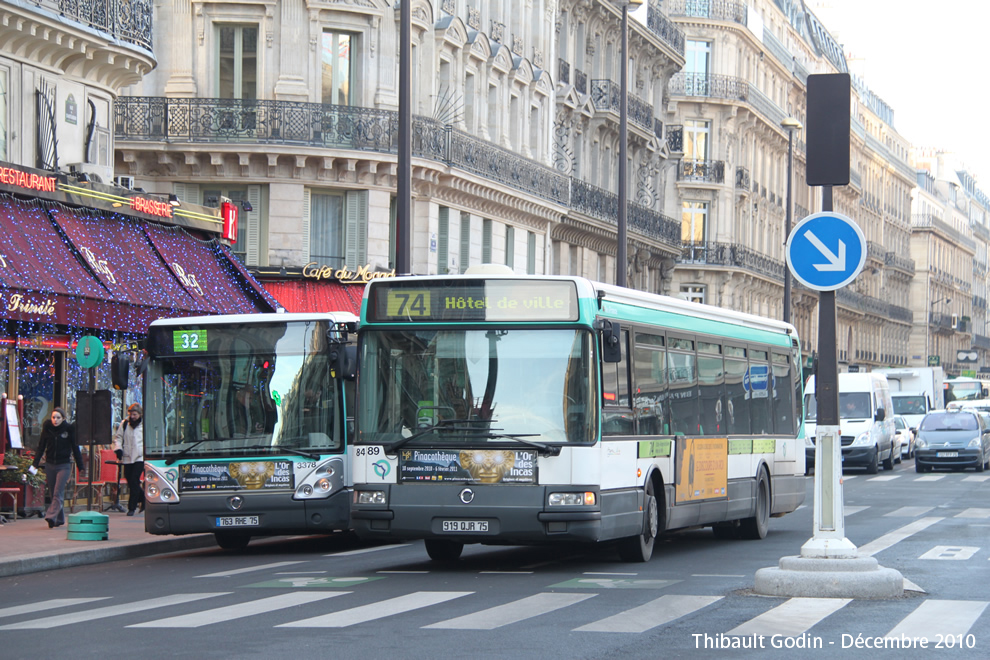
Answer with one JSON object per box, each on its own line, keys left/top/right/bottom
{"left": 0, "top": 165, "right": 58, "bottom": 192}
{"left": 302, "top": 261, "right": 396, "bottom": 283}
{"left": 129, "top": 195, "right": 174, "bottom": 218}
{"left": 4, "top": 293, "right": 57, "bottom": 316}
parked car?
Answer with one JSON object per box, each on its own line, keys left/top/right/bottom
{"left": 914, "top": 410, "right": 990, "bottom": 473}
{"left": 893, "top": 415, "right": 914, "bottom": 459}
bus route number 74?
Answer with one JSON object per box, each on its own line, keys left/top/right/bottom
{"left": 386, "top": 290, "right": 431, "bottom": 318}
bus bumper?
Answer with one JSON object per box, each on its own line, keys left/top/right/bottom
{"left": 351, "top": 484, "right": 604, "bottom": 544}
{"left": 144, "top": 489, "right": 350, "bottom": 536}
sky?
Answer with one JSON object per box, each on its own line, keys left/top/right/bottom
{"left": 813, "top": 1, "right": 990, "bottom": 186}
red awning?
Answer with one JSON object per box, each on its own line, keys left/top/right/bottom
{"left": 0, "top": 196, "right": 276, "bottom": 333}
{"left": 262, "top": 279, "right": 365, "bottom": 316}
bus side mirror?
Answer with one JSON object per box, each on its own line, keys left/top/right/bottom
{"left": 598, "top": 320, "right": 621, "bottom": 363}
{"left": 331, "top": 345, "right": 357, "bottom": 381}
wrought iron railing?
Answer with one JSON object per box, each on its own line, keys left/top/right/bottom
{"left": 884, "top": 251, "right": 915, "bottom": 275}
{"left": 666, "top": 125, "right": 683, "bottom": 152}
{"left": 665, "top": 0, "right": 747, "bottom": 24}
{"left": 558, "top": 58, "right": 570, "bottom": 86}
{"left": 569, "top": 178, "right": 680, "bottom": 245}
{"left": 866, "top": 240, "right": 886, "bottom": 263}
{"left": 735, "top": 166, "right": 750, "bottom": 190}
{"left": 912, "top": 213, "right": 977, "bottom": 251}
{"left": 47, "top": 0, "right": 154, "bottom": 51}
{"left": 677, "top": 241, "right": 784, "bottom": 281}
{"left": 589, "top": 80, "right": 654, "bottom": 131}
{"left": 646, "top": 3, "right": 686, "bottom": 55}
{"left": 679, "top": 159, "right": 725, "bottom": 184}
{"left": 575, "top": 69, "right": 588, "bottom": 95}
{"left": 668, "top": 72, "right": 747, "bottom": 100}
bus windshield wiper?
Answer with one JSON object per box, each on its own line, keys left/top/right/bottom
{"left": 381, "top": 418, "right": 478, "bottom": 454}
{"left": 164, "top": 439, "right": 223, "bottom": 465}
{"left": 238, "top": 445, "right": 321, "bottom": 460}
{"left": 459, "top": 430, "right": 561, "bottom": 457}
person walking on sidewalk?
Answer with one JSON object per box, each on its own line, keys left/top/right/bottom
{"left": 32, "top": 408, "right": 84, "bottom": 528}
{"left": 113, "top": 403, "right": 145, "bottom": 516}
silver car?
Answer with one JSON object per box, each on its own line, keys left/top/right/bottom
{"left": 915, "top": 410, "right": 990, "bottom": 473}
{"left": 893, "top": 415, "right": 914, "bottom": 459}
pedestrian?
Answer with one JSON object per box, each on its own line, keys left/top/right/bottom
{"left": 31, "top": 407, "right": 84, "bottom": 528}
{"left": 113, "top": 403, "right": 145, "bottom": 516}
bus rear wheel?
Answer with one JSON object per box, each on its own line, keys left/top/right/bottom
{"left": 618, "top": 478, "right": 660, "bottom": 562}
{"left": 215, "top": 532, "right": 251, "bottom": 551}
{"left": 425, "top": 539, "right": 464, "bottom": 561}
{"left": 739, "top": 469, "right": 770, "bottom": 540}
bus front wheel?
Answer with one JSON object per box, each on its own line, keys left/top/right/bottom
{"left": 425, "top": 539, "right": 464, "bottom": 561}
{"left": 215, "top": 532, "right": 251, "bottom": 551}
{"left": 618, "top": 478, "right": 660, "bottom": 562}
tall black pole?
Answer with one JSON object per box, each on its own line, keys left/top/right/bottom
{"left": 616, "top": 3, "right": 629, "bottom": 288}
{"left": 783, "top": 129, "right": 794, "bottom": 324}
{"left": 817, "top": 185, "right": 838, "bottom": 427}
{"left": 396, "top": 0, "right": 412, "bottom": 275}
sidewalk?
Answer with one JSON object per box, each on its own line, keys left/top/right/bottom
{"left": 0, "top": 509, "right": 217, "bottom": 578}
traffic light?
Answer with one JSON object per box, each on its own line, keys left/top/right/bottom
{"left": 111, "top": 354, "right": 131, "bottom": 390}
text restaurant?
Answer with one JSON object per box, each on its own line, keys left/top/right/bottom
{"left": 0, "top": 160, "right": 277, "bottom": 452}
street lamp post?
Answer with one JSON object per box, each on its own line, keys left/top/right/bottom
{"left": 614, "top": 0, "right": 643, "bottom": 289}
{"left": 780, "top": 117, "right": 802, "bottom": 324}
{"left": 928, "top": 297, "right": 951, "bottom": 367}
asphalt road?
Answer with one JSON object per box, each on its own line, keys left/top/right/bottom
{"left": 2, "top": 457, "right": 987, "bottom": 659}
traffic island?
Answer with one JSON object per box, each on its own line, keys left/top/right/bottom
{"left": 754, "top": 555, "right": 903, "bottom": 599}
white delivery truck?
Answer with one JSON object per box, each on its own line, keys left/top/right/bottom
{"left": 804, "top": 372, "right": 897, "bottom": 474}
{"left": 873, "top": 367, "right": 945, "bottom": 431}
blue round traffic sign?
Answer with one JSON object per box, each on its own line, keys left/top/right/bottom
{"left": 785, "top": 212, "right": 866, "bottom": 291}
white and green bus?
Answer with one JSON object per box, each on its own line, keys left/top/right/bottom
{"left": 142, "top": 312, "right": 357, "bottom": 550}
{"left": 350, "top": 271, "right": 805, "bottom": 561}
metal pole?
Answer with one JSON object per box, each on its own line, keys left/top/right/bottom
{"left": 86, "top": 366, "right": 96, "bottom": 512}
{"left": 783, "top": 129, "right": 793, "bottom": 323}
{"left": 616, "top": 3, "right": 629, "bottom": 288}
{"left": 396, "top": 0, "right": 412, "bottom": 275}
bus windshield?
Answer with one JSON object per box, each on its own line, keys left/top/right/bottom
{"left": 358, "top": 328, "right": 596, "bottom": 445}
{"left": 147, "top": 321, "right": 342, "bottom": 458}
{"left": 945, "top": 379, "right": 986, "bottom": 404}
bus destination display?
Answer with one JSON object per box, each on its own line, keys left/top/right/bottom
{"left": 173, "top": 329, "right": 208, "bottom": 353}
{"left": 371, "top": 279, "right": 579, "bottom": 322}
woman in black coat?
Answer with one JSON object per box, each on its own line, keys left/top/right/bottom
{"left": 31, "top": 407, "right": 84, "bottom": 528}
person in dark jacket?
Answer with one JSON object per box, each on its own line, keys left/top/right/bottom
{"left": 32, "top": 407, "right": 84, "bottom": 528}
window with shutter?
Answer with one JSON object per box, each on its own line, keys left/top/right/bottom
{"left": 459, "top": 211, "right": 471, "bottom": 273}
{"left": 437, "top": 206, "right": 449, "bottom": 274}
{"left": 482, "top": 218, "right": 492, "bottom": 263}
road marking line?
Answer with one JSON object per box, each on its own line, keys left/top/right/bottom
{"left": 857, "top": 517, "right": 943, "bottom": 557}
{"left": 0, "top": 598, "right": 110, "bottom": 620}
{"left": 962, "top": 475, "right": 990, "bottom": 482}
{"left": 885, "top": 506, "right": 934, "bottom": 517}
{"left": 842, "top": 475, "right": 857, "bottom": 480}
{"left": 195, "top": 561, "right": 306, "bottom": 578}
{"left": 868, "top": 475, "right": 901, "bottom": 481}
{"left": 575, "top": 594, "right": 722, "bottom": 633}
{"left": 479, "top": 571, "right": 534, "bottom": 574}
{"left": 275, "top": 571, "right": 327, "bottom": 575}
{"left": 692, "top": 574, "right": 745, "bottom": 578}
{"left": 324, "top": 543, "right": 412, "bottom": 557}
{"left": 955, "top": 508, "right": 990, "bottom": 518}
{"left": 277, "top": 591, "right": 472, "bottom": 628}
{"left": 425, "top": 593, "right": 594, "bottom": 629}
{"left": 919, "top": 545, "right": 979, "bottom": 560}
{"left": 727, "top": 597, "right": 850, "bottom": 637}
{"left": 914, "top": 475, "right": 945, "bottom": 482}
{"left": 129, "top": 591, "right": 346, "bottom": 628}
{"left": 376, "top": 570, "right": 429, "bottom": 574}
{"left": 0, "top": 594, "right": 229, "bottom": 630}
{"left": 903, "top": 579, "right": 926, "bottom": 593}
{"left": 584, "top": 572, "right": 638, "bottom": 576}
{"left": 844, "top": 506, "right": 869, "bottom": 515}
{"left": 886, "top": 600, "right": 989, "bottom": 640}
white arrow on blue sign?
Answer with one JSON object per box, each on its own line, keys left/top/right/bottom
{"left": 785, "top": 212, "right": 867, "bottom": 291}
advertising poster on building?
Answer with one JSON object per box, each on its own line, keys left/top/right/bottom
{"left": 674, "top": 437, "right": 728, "bottom": 503}
{"left": 399, "top": 449, "right": 537, "bottom": 484}
{"left": 179, "top": 460, "right": 293, "bottom": 491}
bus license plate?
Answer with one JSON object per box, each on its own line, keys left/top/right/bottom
{"left": 937, "top": 451, "right": 958, "bottom": 458}
{"left": 442, "top": 520, "right": 488, "bottom": 533}
{"left": 216, "top": 516, "right": 259, "bottom": 527}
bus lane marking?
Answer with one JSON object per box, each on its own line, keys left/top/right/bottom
{"left": 195, "top": 561, "right": 306, "bottom": 578}
{"left": 277, "top": 591, "right": 472, "bottom": 628}
{"left": 575, "top": 594, "right": 722, "bottom": 633}
{"left": 727, "top": 597, "right": 850, "bottom": 638}
{"left": 0, "top": 593, "right": 230, "bottom": 630}
{"left": 886, "top": 600, "right": 989, "bottom": 641}
{"left": 857, "top": 517, "right": 943, "bottom": 557}
{"left": 129, "top": 592, "right": 347, "bottom": 628}
{"left": 425, "top": 593, "right": 595, "bottom": 629}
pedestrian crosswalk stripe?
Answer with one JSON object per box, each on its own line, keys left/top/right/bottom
{"left": 843, "top": 506, "right": 869, "bottom": 516}
{"left": 955, "top": 508, "right": 990, "bottom": 518}
{"left": 0, "top": 593, "right": 229, "bottom": 630}
{"left": 574, "top": 594, "right": 722, "bottom": 633}
{"left": 324, "top": 543, "right": 412, "bottom": 557}
{"left": 276, "top": 591, "right": 472, "bottom": 628}
{"left": 857, "top": 517, "right": 943, "bottom": 556}
{"left": 885, "top": 506, "right": 934, "bottom": 517}
{"left": 0, "top": 598, "right": 109, "bottom": 620}
{"left": 195, "top": 561, "right": 306, "bottom": 578}
{"left": 128, "top": 592, "right": 347, "bottom": 628}
{"left": 914, "top": 475, "right": 945, "bottom": 482}
{"left": 868, "top": 475, "right": 901, "bottom": 482}
{"left": 886, "top": 600, "right": 989, "bottom": 640}
{"left": 424, "top": 592, "right": 594, "bottom": 630}
{"left": 962, "top": 475, "right": 990, "bottom": 482}
{"left": 726, "top": 597, "right": 850, "bottom": 637}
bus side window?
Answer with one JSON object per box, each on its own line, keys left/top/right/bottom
{"left": 602, "top": 330, "right": 634, "bottom": 435}
{"left": 667, "top": 348, "right": 699, "bottom": 435}
{"left": 633, "top": 333, "right": 666, "bottom": 436}
{"left": 772, "top": 353, "right": 794, "bottom": 435}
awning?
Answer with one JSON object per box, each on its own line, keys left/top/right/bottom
{"left": 0, "top": 196, "right": 276, "bottom": 333}
{"left": 262, "top": 279, "right": 364, "bottom": 316}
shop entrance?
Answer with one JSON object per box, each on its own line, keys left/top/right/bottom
{"left": 17, "top": 349, "right": 64, "bottom": 451}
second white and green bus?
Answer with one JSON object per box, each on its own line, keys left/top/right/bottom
{"left": 350, "top": 271, "right": 806, "bottom": 561}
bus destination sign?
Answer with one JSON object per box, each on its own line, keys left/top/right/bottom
{"left": 173, "top": 329, "right": 208, "bottom": 353}
{"left": 370, "top": 279, "right": 579, "bottom": 323}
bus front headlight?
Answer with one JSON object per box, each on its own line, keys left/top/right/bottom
{"left": 356, "top": 490, "right": 386, "bottom": 505}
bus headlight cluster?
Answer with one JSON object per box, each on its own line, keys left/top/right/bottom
{"left": 356, "top": 490, "right": 386, "bottom": 505}
{"left": 144, "top": 466, "right": 179, "bottom": 504}
{"left": 548, "top": 492, "right": 596, "bottom": 506}
{"left": 293, "top": 458, "right": 344, "bottom": 501}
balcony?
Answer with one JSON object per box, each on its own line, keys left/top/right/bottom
{"left": 569, "top": 178, "right": 680, "bottom": 245}
{"left": 665, "top": 0, "right": 747, "bottom": 24}
{"left": 646, "top": 2, "right": 686, "bottom": 56}
{"left": 43, "top": 0, "right": 154, "bottom": 51}
{"left": 884, "top": 251, "right": 915, "bottom": 276}
{"left": 668, "top": 72, "right": 747, "bottom": 100}
{"left": 735, "top": 166, "right": 750, "bottom": 191}
{"left": 558, "top": 58, "right": 570, "bottom": 86}
{"left": 666, "top": 125, "right": 683, "bottom": 153}
{"left": 678, "top": 159, "right": 725, "bottom": 184}
{"left": 677, "top": 241, "right": 784, "bottom": 281}
{"left": 589, "top": 80, "right": 654, "bottom": 132}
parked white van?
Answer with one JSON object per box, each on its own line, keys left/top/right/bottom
{"left": 804, "top": 372, "right": 897, "bottom": 474}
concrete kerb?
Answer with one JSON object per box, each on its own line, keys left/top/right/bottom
{"left": 0, "top": 534, "right": 218, "bottom": 578}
